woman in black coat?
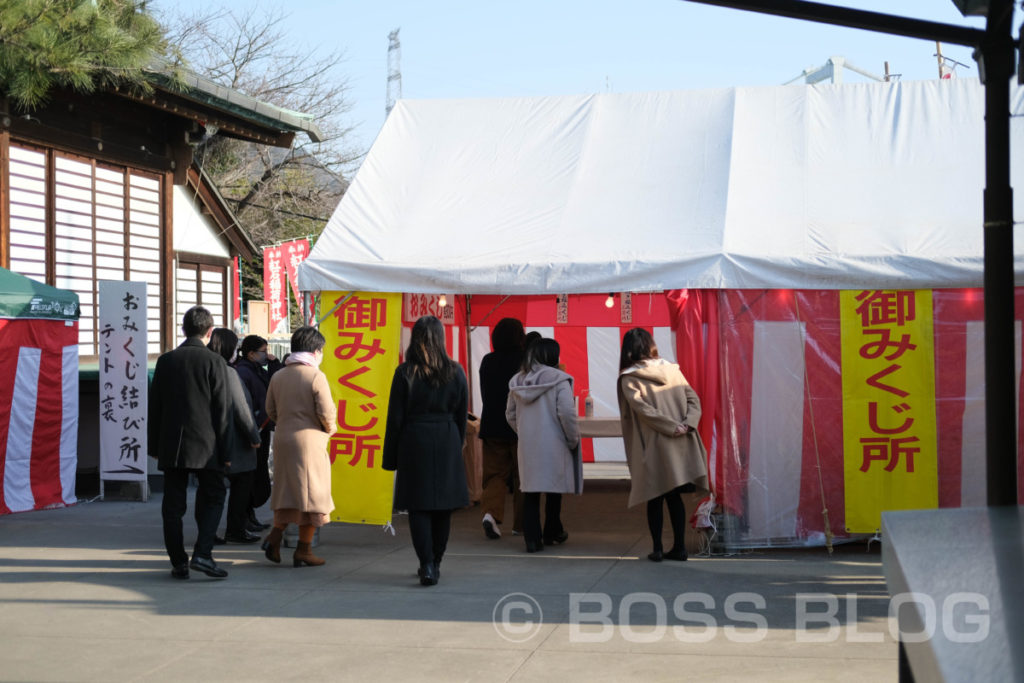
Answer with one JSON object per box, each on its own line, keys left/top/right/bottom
{"left": 207, "top": 328, "right": 262, "bottom": 544}
{"left": 234, "top": 334, "right": 284, "bottom": 530}
{"left": 382, "top": 315, "right": 469, "bottom": 586}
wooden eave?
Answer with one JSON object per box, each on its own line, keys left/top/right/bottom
{"left": 115, "top": 87, "right": 297, "bottom": 148}
{"left": 184, "top": 165, "right": 258, "bottom": 261}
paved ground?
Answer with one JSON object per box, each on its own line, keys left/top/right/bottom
{"left": 0, "top": 480, "right": 896, "bottom": 682}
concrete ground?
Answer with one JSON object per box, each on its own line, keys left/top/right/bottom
{"left": 0, "top": 479, "right": 896, "bottom": 682}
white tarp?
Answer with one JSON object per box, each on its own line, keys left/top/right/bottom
{"left": 299, "top": 78, "right": 1024, "bottom": 294}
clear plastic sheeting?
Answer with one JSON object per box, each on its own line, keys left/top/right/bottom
{"left": 695, "top": 288, "right": 1024, "bottom": 549}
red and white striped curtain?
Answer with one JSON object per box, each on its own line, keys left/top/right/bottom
{"left": 0, "top": 319, "right": 78, "bottom": 514}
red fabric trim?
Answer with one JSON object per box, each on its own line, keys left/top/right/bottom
{"left": 554, "top": 326, "right": 593, "bottom": 463}
{"left": 0, "top": 318, "right": 78, "bottom": 514}
{"left": 30, "top": 346, "right": 64, "bottom": 508}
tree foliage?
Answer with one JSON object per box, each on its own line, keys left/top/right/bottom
{"left": 160, "top": 6, "right": 357, "bottom": 245}
{"left": 0, "top": 0, "right": 167, "bottom": 109}
{"left": 158, "top": 6, "right": 360, "bottom": 324}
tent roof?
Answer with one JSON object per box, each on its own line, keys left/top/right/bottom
{"left": 0, "top": 268, "right": 80, "bottom": 321}
{"left": 299, "top": 78, "right": 1024, "bottom": 294}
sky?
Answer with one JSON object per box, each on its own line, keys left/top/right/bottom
{"left": 152, "top": 1, "right": 994, "bottom": 160}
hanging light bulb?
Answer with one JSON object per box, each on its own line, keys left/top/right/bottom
{"left": 438, "top": 294, "right": 447, "bottom": 308}
{"left": 605, "top": 293, "right": 614, "bottom": 308}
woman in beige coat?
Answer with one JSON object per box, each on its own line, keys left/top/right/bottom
{"left": 262, "top": 326, "right": 337, "bottom": 567}
{"left": 617, "top": 328, "right": 708, "bottom": 562}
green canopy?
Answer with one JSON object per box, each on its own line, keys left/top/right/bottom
{"left": 0, "top": 268, "right": 80, "bottom": 321}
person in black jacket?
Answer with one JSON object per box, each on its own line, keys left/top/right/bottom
{"left": 383, "top": 316, "right": 469, "bottom": 586}
{"left": 477, "top": 318, "right": 526, "bottom": 540}
{"left": 208, "top": 328, "right": 262, "bottom": 544}
{"left": 234, "top": 334, "right": 285, "bottom": 531}
{"left": 149, "top": 307, "right": 234, "bottom": 579}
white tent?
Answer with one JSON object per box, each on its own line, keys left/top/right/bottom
{"left": 299, "top": 78, "right": 1024, "bottom": 295}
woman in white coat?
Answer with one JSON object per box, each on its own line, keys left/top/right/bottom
{"left": 506, "top": 338, "right": 582, "bottom": 553}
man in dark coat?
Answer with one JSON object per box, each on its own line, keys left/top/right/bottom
{"left": 149, "top": 306, "right": 233, "bottom": 579}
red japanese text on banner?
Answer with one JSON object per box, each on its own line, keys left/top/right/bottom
{"left": 402, "top": 293, "right": 455, "bottom": 324}
{"left": 281, "top": 239, "right": 310, "bottom": 308}
{"left": 841, "top": 289, "right": 938, "bottom": 532}
{"left": 320, "top": 292, "right": 401, "bottom": 525}
{"left": 263, "top": 245, "right": 288, "bottom": 334}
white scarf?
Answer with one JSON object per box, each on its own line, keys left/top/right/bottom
{"left": 620, "top": 357, "right": 670, "bottom": 375}
{"left": 286, "top": 351, "right": 319, "bottom": 367}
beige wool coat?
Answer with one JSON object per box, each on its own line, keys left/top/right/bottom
{"left": 617, "top": 358, "right": 709, "bottom": 507}
{"left": 265, "top": 363, "right": 337, "bottom": 515}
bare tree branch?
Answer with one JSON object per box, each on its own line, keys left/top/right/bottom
{"left": 156, "top": 2, "right": 363, "bottom": 257}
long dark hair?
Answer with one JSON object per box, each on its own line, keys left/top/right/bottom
{"left": 521, "top": 337, "right": 560, "bottom": 373}
{"left": 491, "top": 317, "right": 525, "bottom": 353}
{"left": 619, "top": 328, "right": 659, "bottom": 371}
{"left": 406, "top": 315, "right": 455, "bottom": 386}
{"left": 208, "top": 328, "right": 238, "bottom": 364}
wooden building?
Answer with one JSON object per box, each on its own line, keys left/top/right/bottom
{"left": 0, "top": 68, "right": 321, "bottom": 480}
{"left": 1, "top": 67, "right": 320, "bottom": 357}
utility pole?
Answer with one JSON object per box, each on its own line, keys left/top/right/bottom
{"left": 386, "top": 28, "right": 402, "bottom": 118}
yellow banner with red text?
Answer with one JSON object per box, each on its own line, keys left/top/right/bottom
{"left": 841, "top": 289, "right": 938, "bottom": 533}
{"left": 319, "top": 291, "right": 401, "bottom": 525}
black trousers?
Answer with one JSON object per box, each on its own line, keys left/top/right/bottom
{"left": 162, "top": 468, "right": 226, "bottom": 567}
{"left": 646, "top": 485, "right": 688, "bottom": 552}
{"left": 249, "top": 428, "right": 272, "bottom": 510}
{"left": 407, "top": 509, "right": 452, "bottom": 568}
{"left": 522, "top": 492, "right": 563, "bottom": 545}
{"left": 225, "top": 470, "right": 254, "bottom": 537}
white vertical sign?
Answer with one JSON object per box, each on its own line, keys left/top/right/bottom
{"left": 98, "top": 281, "right": 148, "bottom": 481}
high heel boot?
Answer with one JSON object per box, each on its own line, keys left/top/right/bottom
{"left": 261, "top": 526, "right": 284, "bottom": 564}
{"left": 293, "top": 541, "right": 325, "bottom": 567}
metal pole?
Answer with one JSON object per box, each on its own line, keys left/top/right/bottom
{"left": 981, "top": 0, "right": 1018, "bottom": 506}
{"left": 679, "top": 0, "right": 985, "bottom": 46}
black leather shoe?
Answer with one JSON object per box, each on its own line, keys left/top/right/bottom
{"left": 225, "top": 531, "right": 262, "bottom": 544}
{"left": 418, "top": 563, "right": 438, "bottom": 586}
{"left": 663, "top": 547, "right": 688, "bottom": 561}
{"left": 189, "top": 556, "right": 228, "bottom": 578}
{"left": 525, "top": 539, "right": 545, "bottom": 553}
{"left": 170, "top": 563, "right": 189, "bottom": 580}
{"left": 647, "top": 550, "right": 663, "bottom": 562}
{"left": 543, "top": 530, "right": 569, "bottom": 546}
{"left": 247, "top": 511, "right": 271, "bottom": 532}
{"left": 213, "top": 535, "right": 226, "bottom": 545}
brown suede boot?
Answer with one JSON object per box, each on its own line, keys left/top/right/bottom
{"left": 293, "top": 541, "right": 325, "bottom": 567}
{"left": 261, "top": 527, "right": 284, "bottom": 564}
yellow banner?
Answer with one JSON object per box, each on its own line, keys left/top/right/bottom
{"left": 319, "top": 291, "right": 400, "bottom": 525}
{"left": 841, "top": 290, "right": 938, "bottom": 532}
